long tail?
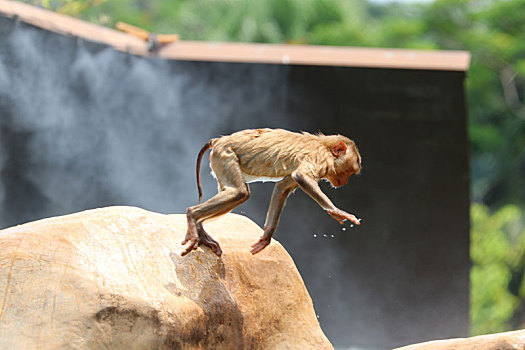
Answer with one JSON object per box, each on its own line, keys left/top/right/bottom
{"left": 196, "top": 139, "right": 215, "bottom": 203}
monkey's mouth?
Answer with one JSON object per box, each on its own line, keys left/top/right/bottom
{"left": 337, "top": 175, "right": 352, "bottom": 187}
{"left": 331, "top": 179, "right": 346, "bottom": 188}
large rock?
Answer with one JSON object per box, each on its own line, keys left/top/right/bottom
{"left": 0, "top": 206, "right": 332, "bottom": 349}
{"left": 395, "top": 329, "right": 525, "bottom": 350}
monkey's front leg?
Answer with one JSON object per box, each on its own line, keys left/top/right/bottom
{"left": 291, "top": 171, "right": 361, "bottom": 226}
{"left": 251, "top": 177, "right": 297, "bottom": 255}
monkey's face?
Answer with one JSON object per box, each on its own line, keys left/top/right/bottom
{"left": 329, "top": 147, "right": 361, "bottom": 188}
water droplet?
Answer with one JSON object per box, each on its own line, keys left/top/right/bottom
{"left": 313, "top": 234, "right": 317, "bottom": 238}
{"left": 323, "top": 234, "right": 327, "bottom": 237}
{"left": 316, "top": 314, "right": 320, "bottom": 319}
{"left": 331, "top": 235, "right": 335, "bottom": 238}
{"left": 350, "top": 224, "right": 354, "bottom": 228}
{"left": 342, "top": 227, "right": 346, "bottom": 231}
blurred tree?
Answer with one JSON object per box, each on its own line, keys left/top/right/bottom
{"left": 418, "top": 0, "right": 525, "bottom": 209}
{"left": 471, "top": 204, "right": 525, "bottom": 334}
{"left": 23, "top": 0, "right": 107, "bottom": 16}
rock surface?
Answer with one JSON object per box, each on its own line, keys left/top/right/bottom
{"left": 395, "top": 329, "right": 525, "bottom": 350}
{"left": 0, "top": 206, "right": 332, "bottom": 349}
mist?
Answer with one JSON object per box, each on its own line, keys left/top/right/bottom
{"left": 0, "top": 19, "right": 292, "bottom": 227}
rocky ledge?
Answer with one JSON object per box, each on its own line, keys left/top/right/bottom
{"left": 395, "top": 329, "right": 525, "bottom": 350}
{"left": 0, "top": 206, "right": 332, "bottom": 349}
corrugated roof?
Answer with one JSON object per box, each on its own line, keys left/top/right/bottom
{"left": 0, "top": 0, "right": 470, "bottom": 71}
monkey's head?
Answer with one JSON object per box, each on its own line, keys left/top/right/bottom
{"left": 327, "top": 137, "right": 361, "bottom": 188}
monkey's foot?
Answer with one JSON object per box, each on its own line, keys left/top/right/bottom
{"left": 250, "top": 237, "right": 271, "bottom": 255}
{"left": 198, "top": 230, "right": 223, "bottom": 257}
{"left": 181, "top": 232, "right": 223, "bottom": 257}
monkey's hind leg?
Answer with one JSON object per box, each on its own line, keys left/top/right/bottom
{"left": 183, "top": 150, "right": 250, "bottom": 257}
{"left": 183, "top": 185, "right": 249, "bottom": 256}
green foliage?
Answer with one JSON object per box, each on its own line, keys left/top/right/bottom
{"left": 471, "top": 204, "right": 525, "bottom": 334}
{"left": 23, "top": 0, "right": 107, "bottom": 16}
{"left": 422, "top": 0, "right": 525, "bottom": 208}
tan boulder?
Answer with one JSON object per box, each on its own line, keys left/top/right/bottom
{"left": 395, "top": 329, "right": 525, "bottom": 350}
{"left": 0, "top": 206, "right": 332, "bottom": 349}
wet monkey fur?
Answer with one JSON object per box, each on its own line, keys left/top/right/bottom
{"left": 182, "top": 128, "right": 362, "bottom": 257}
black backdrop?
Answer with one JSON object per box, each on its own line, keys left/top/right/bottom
{"left": 0, "top": 16, "right": 469, "bottom": 348}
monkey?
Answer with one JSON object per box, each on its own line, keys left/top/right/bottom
{"left": 182, "top": 128, "right": 362, "bottom": 257}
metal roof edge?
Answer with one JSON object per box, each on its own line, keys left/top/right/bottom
{"left": 159, "top": 41, "right": 471, "bottom": 71}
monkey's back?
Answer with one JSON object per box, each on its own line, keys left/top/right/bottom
{"left": 210, "top": 129, "right": 331, "bottom": 182}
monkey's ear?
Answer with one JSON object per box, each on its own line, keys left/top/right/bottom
{"left": 331, "top": 142, "right": 347, "bottom": 157}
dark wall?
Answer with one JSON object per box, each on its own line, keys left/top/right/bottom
{"left": 0, "top": 16, "right": 469, "bottom": 348}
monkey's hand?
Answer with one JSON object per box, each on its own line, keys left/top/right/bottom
{"left": 327, "top": 208, "right": 361, "bottom": 225}
{"left": 251, "top": 236, "right": 271, "bottom": 255}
